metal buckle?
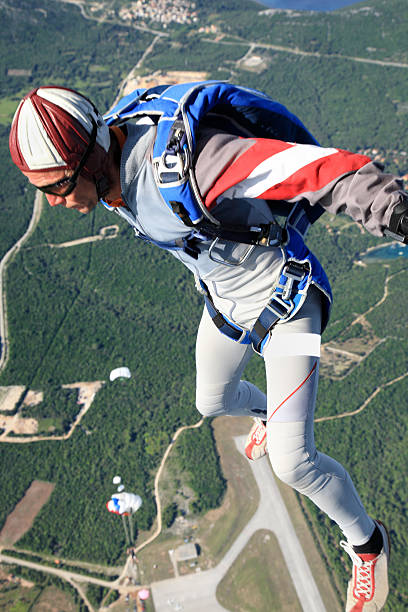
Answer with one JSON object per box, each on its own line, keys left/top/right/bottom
{"left": 154, "top": 148, "right": 190, "bottom": 185}
{"left": 258, "top": 223, "right": 285, "bottom": 247}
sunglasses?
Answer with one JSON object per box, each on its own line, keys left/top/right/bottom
{"left": 36, "top": 118, "right": 98, "bottom": 197}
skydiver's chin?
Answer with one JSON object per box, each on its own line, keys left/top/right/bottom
{"left": 73, "top": 203, "right": 97, "bottom": 214}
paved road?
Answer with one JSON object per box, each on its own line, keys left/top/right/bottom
{"left": 0, "top": 192, "right": 42, "bottom": 373}
{"left": 151, "top": 436, "right": 326, "bottom": 612}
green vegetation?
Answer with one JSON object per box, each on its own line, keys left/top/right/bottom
{"left": 145, "top": 38, "right": 246, "bottom": 72}
{"left": 2, "top": 565, "right": 87, "bottom": 611}
{"left": 0, "top": 0, "right": 152, "bottom": 262}
{"left": 86, "top": 584, "right": 110, "bottom": 608}
{"left": 162, "top": 502, "right": 178, "bottom": 528}
{"left": 20, "top": 386, "right": 79, "bottom": 435}
{"left": 0, "top": 581, "right": 42, "bottom": 612}
{"left": 0, "top": 0, "right": 407, "bottom": 607}
{"left": 2, "top": 550, "right": 118, "bottom": 581}
{"left": 176, "top": 419, "right": 226, "bottom": 514}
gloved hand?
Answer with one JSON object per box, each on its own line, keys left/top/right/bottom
{"left": 384, "top": 197, "right": 408, "bottom": 243}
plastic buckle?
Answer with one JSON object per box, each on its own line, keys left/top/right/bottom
{"left": 281, "top": 261, "right": 308, "bottom": 300}
{"left": 265, "top": 295, "right": 294, "bottom": 319}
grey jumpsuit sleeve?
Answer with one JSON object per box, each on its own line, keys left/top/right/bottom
{"left": 194, "top": 129, "right": 407, "bottom": 237}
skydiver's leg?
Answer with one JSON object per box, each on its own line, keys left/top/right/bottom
{"left": 264, "top": 287, "right": 375, "bottom": 545}
{"left": 195, "top": 306, "right": 267, "bottom": 418}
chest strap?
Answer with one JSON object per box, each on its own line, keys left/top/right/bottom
{"left": 202, "top": 260, "right": 310, "bottom": 355}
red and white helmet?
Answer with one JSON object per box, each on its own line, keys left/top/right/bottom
{"left": 9, "top": 86, "right": 111, "bottom": 192}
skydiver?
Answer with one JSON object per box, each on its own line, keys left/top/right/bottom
{"left": 10, "top": 84, "right": 406, "bottom": 611}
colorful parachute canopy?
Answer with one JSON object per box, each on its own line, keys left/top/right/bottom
{"left": 138, "top": 589, "right": 150, "bottom": 600}
{"left": 106, "top": 492, "right": 142, "bottom": 516}
{"left": 109, "top": 367, "right": 131, "bottom": 382}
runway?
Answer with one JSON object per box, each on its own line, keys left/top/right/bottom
{"left": 151, "top": 436, "right": 326, "bottom": 611}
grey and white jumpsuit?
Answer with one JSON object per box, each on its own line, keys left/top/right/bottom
{"left": 108, "top": 119, "right": 406, "bottom": 547}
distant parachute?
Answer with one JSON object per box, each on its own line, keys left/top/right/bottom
{"left": 106, "top": 492, "right": 142, "bottom": 516}
{"left": 112, "top": 475, "right": 121, "bottom": 485}
{"left": 117, "top": 484, "right": 125, "bottom": 492}
{"left": 138, "top": 589, "right": 150, "bottom": 601}
{"left": 109, "top": 367, "right": 131, "bottom": 382}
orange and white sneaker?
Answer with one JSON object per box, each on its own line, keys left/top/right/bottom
{"left": 340, "top": 521, "right": 390, "bottom": 611}
{"left": 245, "top": 418, "right": 267, "bottom": 460}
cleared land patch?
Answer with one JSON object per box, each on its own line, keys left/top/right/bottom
{"left": 0, "top": 480, "right": 55, "bottom": 546}
{"left": 136, "top": 416, "right": 258, "bottom": 582}
{"left": 122, "top": 69, "right": 208, "bottom": 97}
{"left": 0, "top": 414, "right": 38, "bottom": 435}
{"left": 0, "top": 381, "right": 104, "bottom": 441}
{"left": 0, "top": 385, "right": 25, "bottom": 411}
{"left": 23, "top": 390, "right": 44, "bottom": 407}
{"left": 0, "top": 572, "right": 41, "bottom": 612}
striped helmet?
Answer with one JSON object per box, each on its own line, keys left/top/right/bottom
{"left": 9, "top": 86, "right": 111, "bottom": 187}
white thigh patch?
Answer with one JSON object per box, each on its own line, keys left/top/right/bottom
{"left": 265, "top": 332, "right": 321, "bottom": 357}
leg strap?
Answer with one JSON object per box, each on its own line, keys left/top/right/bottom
{"left": 202, "top": 260, "right": 310, "bottom": 353}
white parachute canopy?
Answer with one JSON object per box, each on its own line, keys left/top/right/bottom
{"left": 109, "top": 366, "right": 131, "bottom": 382}
{"left": 106, "top": 492, "right": 142, "bottom": 515}
{"left": 112, "top": 475, "right": 121, "bottom": 485}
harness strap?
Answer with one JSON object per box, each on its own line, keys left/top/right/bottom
{"left": 170, "top": 200, "right": 287, "bottom": 248}
{"left": 202, "top": 260, "right": 310, "bottom": 355}
{"left": 204, "top": 295, "right": 251, "bottom": 344}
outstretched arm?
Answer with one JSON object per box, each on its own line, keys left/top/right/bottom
{"left": 194, "top": 129, "right": 407, "bottom": 237}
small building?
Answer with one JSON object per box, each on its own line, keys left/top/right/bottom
{"left": 174, "top": 543, "right": 198, "bottom": 563}
{"left": 7, "top": 69, "right": 32, "bottom": 77}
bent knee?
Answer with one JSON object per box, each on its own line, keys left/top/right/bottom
{"left": 195, "top": 392, "right": 226, "bottom": 418}
{"left": 195, "top": 381, "right": 238, "bottom": 417}
{"left": 195, "top": 401, "right": 224, "bottom": 418}
{"left": 268, "top": 444, "right": 319, "bottom": 491}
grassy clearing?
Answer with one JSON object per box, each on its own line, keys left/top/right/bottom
{"left": 137, "top": 532, "right": 181, "bottom": 584}
{"left": 216, "top": 529, "right": 302, "bottom": 612}
{"left": 0, "top": 582, "right": 41, "bottom": 612}
{"left": 36, "top": 417, "right": 62, "bottom": 433}
{"left": 32, "top": 585, "right": 77, "bottom": 611}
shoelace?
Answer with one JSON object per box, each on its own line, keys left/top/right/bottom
{"left": 340, "top": 541, "right": 376, "bottom": 600}
{"left": 253, "top": 424, "right": 266, "bottom": 444}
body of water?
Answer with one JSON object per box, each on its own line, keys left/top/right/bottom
{"left": 363, "top": 243, "right": 408, "bottom": 262}
{"left": 259, "top": 0, "right": 360, "bottom": 11}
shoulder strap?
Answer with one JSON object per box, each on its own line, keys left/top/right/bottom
{"left": 104, "top": 81, "right": 325, "bottom": 238}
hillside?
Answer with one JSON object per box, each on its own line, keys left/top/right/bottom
{"left": 0, "top": 0, "right": 407, "bottom": 609}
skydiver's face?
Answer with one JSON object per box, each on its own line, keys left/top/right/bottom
{"left": 22, "top": 169, "right": 99, "bottom": 214}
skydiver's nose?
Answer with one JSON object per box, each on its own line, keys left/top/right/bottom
{"left": 46, "top": 193, "right": 66, "bottom": 207}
